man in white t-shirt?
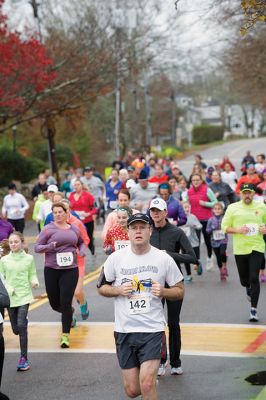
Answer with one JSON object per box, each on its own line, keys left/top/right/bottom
{"left": 98, "top": 213, "right": 184, "bottom": 400}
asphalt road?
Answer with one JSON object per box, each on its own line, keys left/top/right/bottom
{"left": 2, "top": 138, "right": 266, "bottom": 400}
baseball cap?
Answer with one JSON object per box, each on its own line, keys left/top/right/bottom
{"left": 149, "top": 198, "right": 167, "bottom": 211}
{"left": 84, "top": 166, "right": 93, "bottom": 172}
{"left": 240, "top": 183, "right": 255, "bottom": 192}
{"left": 127, "top": 213, "right": 151, "bottom": 226}
{"left": 126, "top": 179, "right": 136, "bottom": 189}
{"left": 127, "top": 166, "right": 135, "bottom": 172}
{"left": 138, "top": 169, "right": 148, "bottom": 180}
{"left": 47, "top": 184, "right": 58, "bottom": 193}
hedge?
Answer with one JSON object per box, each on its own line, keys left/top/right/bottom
{"left": 192, "top": 125, "right": 224, "bottom": 145}
{"left": 0, "top": 147, "right": 46, "bottom": 187}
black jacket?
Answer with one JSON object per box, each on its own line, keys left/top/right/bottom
{"left": 150, "top": 221, "right": 197, "bottom": 269}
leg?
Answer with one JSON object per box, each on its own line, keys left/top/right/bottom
{"left": 0, "top": 324, "right": 4, "bottom": 388}
{"left": 166, "top": 298, "right": 183, "bottom": 369}
{"left": 7, "top": 308, "right": 19, "bottom": 335}
{"left": 121, "top": 368, "right": 141, "bottom": 398}
{"left": 160, "top": 299, "right": 167, "bottom": 365}
{"left": 15, "top": 219, "right": 25, "bottom": 234}
{"left": 235, "top": 254, "right": 250, "bottom": 288}
{"left": 213, "top": 247, "right": 222, "bottom": 269}
{"left": 84, "top": 221, "right": 95, "bottom": 255}
{"left": 59, "top": 268, "right": 79, "bottom": 333}
{"left": 201, "top": 220, "right": 212, "bottom": 258}
{"left": 44, "top": 268, "right": 61, "bottom": 312}
{"left": 74, "top": 275, "right": 85, "bottom": 305}
{"left": 16, "top": 305, "right": 29, "bottom": 359}
{"left": 139, "top": 360, "right": 160, "bottom": 400}
{"left": 248, "top": 251, "right": 263, "bottom": 308}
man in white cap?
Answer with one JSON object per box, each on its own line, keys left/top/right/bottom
{"left": 149, "top": 197, "right": 197, "bottom": 377}
{"left": 98, "top": 212, "right": 184, "bottom": 399}
{"left": 36, "top": 184, "right": 58, "bottom": 229}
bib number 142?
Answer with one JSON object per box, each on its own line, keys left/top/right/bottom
{"left": 127, "top": 295, "right": 150, "bottom": 315}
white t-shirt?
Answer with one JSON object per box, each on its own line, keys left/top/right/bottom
{"left": 221, "top": 171, "right": 238, "bottom": 191}
{"left": 104, "top": 245, "right": 183, "bottom": 333}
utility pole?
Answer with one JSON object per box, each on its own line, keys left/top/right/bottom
{"left": 144, "top": 71, "right": 152, "bottom": 148}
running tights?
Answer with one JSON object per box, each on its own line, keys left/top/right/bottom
{"left": 198, "top": 220, "right": 212, "bottom": 258}
{"left": 235, "top": 251, "right": 263, "bottom": 308}
{"left": 213, "top": 244, "right": 227, "bottom": 269}
{"left": 8, "top": 304, "right": 29, "bottom": 358}
{"left": 44, "top": 268, "right": 79, "bottom": 333}
{"left": 0, "top": 323, "right": 4, "bottom": 388}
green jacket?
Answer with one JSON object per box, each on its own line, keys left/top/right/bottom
{"left": 0, "top": 251, "right": 39, "bottom": 307}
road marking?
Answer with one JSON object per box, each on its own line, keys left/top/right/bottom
{"left": 243, "top": 331, "right": 266, "bottom": 353}
{"left": 4, "top": 322, "right": 266, "bottom": 357}
{"left": 255, "top": 386, "right": 266, "bottom": 400}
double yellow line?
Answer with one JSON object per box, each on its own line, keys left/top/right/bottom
{"left": 4, "top": 266, "right": 102, "bottom": 318}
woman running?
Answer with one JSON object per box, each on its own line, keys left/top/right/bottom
{"left": 35, "top": 202, "right": 85, "bottom": 348}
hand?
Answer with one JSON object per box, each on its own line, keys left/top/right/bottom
{"left": 151, "top": 281, "right": 163, "bottom": 297}
{"left": 215, "top": 192, "right": 220, "bottom": 198}
{"left": 259, "top": 225, "right": 266, "bottom": 235}
{"left": 199, "top": 200, "right": 205, "bottom": 206}
{"left": 238, "top": 225, "right": 250, "bottom": 234}
{"left": 51, "top": 241, "right": 57, "bottom": 248}
{"left": 32, "top": 283, "right": 38, "bottom": 288}
{"left": 119, "top": 282, "right": 133, "bottom": 296}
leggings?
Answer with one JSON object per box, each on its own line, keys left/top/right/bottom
{"left": 213, "top": 244, "right": 227, "bottom": 269}
{"left": 84, "top": 221, "right": 95, "bottom": 255}
{"left": 8, "top": 218, "right": 25, "bottom": 233}
{"left": 44, "top": 267, "right": 79, "bottom": 333}
{"left": 8, "top": 304, "right": 29, "bottom": 358}
{"left": 160, "top": 297, "right": 183, "bottom": 368}
{"left": 184, "top": 246, "right": 200, "bottom": 276}
{"left": 197, "top": 220, "right": 212, "bottom": 258}
{"left": 235, "top": 251, "right": 263, "bottom": 308}
{"left": 0, "top": 323, "right": 4, "bottom": 388}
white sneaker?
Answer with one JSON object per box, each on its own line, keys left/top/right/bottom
{"left": 206, "top": 256, "right": 214, "bottom": 271}
{"left": 171, "top": 366, "right": 183, "bottom": 375}
{"left": 249, "top": 308, "right": 259, "bottom": 322}
{"left": 157, "top": 363, "right": 166, "bottom": 376}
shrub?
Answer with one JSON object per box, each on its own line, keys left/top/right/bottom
{"left": 154, "top": 146, "right": 183, "bottom": 159}
{"left": 192, "top": 125, "right": 224, "bottom": 145}
{"left": 0, "top": 147, "right": 46, "bottom": 187}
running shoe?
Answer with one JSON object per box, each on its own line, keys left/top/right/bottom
{"left": 246, "top": 287, "right": 251, "bottom": 302}
{"left": 80, "top": 301, "right": 90, "bottom": 320}
{"left": 220, "top": 268, "right": 227, "bottom": 281}
{"left": 206, "top": 256, "right": 214, "bottom": 271}
{"left": 195, "top": 260, "right": 203, "bottom": 276}
{"left": 17, "top": 357, "right": 30, "bottom": 372}
{"left": 184, "top": 275, "right": 192, "bottom": 283}
{"left": 60, "top": 334, "right": 70, "bottom": 348}
{"left": 223, "top": 266, "right": 229, "bottom": 277}
{"left": 260, "top": 273, "right": 266, "bottom": 283}
{"left": 170, "top": 366, "right": 183, "bottom": 375}
{"left": 249, "top": 308, "right": 259, "bottom": 322}
{"left": 157, "top": 363, "right": 166, "bottom": 376}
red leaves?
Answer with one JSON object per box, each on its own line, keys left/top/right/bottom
{"left": 0, "top": 0, "right": 56, "bottom": 115}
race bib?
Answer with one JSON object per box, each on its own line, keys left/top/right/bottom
{"left": 75, "top": 211, "right": 86, "bottom": 220}
{"left": 114, "top": 240, "right": 130, "bottom": 252}
{"left": 213, "top": 230, "right": 225, "bottom": 240}
{"left": 109, "top": 201, "right": 118, "bottom": 209}
{"left": 127, "top": 294, "right": 150, "bottom": 315}
{"left": 181, "top": 226, "right": 191, "bottom": 237}
{"left": 56, "top": 252, "right": 74, "bottom": 267}
{"left": 245, "top": 224, "right": 259, "bottom": 236}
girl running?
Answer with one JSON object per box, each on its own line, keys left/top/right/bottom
{"left": 0, "top": 232, "right": 39, "bottom": 371}
{"left": 206, "top": 203, "right": 229, "bottom": 281}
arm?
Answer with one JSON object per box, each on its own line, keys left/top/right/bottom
{"left": 221, "top": 206, "right": 248, "bottom": 234}
{"left": 34, "top": 229, "right": 56, "bottom": 253}
{"left": 206, "top": 219, "right": 213, "bottom": 234}
{"left": 176, "top": 202, "right": 187, "bottom": 226}
{"left": 167, "top": 230, "right": 197, "bottom": 264}
{"left": 20, "top": 195, "right": 29, "bottom": 213}
{"left": 203, "top": 188, "right": 218, "bottom": 208}
{"left": 28, "top": 257, "right": 39, "bottom": 288}
{"left": 151, "top": 281, "right": 184, "bottom": 301}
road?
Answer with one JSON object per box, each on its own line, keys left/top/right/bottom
{"left": 2, "top": 138, "right": 266, "bottom": 400}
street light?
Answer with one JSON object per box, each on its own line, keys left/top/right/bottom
{"left": 12, "top": 125, "right": 17, "bottom": 153}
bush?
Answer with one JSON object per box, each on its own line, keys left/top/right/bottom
{"left": 0, "top": 147, "right": 46, "bottom": 187}
{"left": 154, "top": 146, "right": 183, "bottom": 159}
{"left": 192, "top": 125, "right": 224, "bottom": 145}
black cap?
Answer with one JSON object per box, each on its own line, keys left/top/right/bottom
{"left": 138, "top": 169, "right": 148, "bottom": 180}
{"left": 127, "top": 213, "right": 151, "bottom": 226}
{"left": 8, "top": 183, "right": 16, "bottom": 190}
{"left": 240, "top": 183, "right": 255, "bottom": 192}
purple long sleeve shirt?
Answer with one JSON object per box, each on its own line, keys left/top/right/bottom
{"left": 34, "top": 222, "right": 85, "bottom": 269}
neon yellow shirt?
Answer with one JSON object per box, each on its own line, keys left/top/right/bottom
{"left": 221, "top": 200, "right": 266, "bottom": 255}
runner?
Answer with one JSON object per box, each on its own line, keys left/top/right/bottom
{"left": 98, "top": 213, "right": 184, "bottom": 399}
{"left": 206, "top": 203, "right": 229, "bottom": 281}
{"left": 34, "top": 202, "right": 85, "bottom": 348}
{"left": 1, "top": 184, "right": 29, "bottom": 234}
{"left": 149, "top": 198, "right": 196, "bottom": 376}
{"left": 0, "top": 232, "right": 39, "bottom": 371}
{"left": 103, "top": 207, "right": 131, "bottom": 254}
{"left": 0, "top": 273, "right": 9, "bottom": 399}
{"left": 221, "top": 183, "right": 266, "bottom": 321}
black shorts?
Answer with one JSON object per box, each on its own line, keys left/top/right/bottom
{"left": 114, "top": 331, "right": 164, "bottom": 370}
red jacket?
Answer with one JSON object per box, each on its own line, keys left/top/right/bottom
{"left": 188, "top": 184, "right": 213, "bottom": 221}
{"left": 69, "top": 191, "right": 97, "bottom": 224}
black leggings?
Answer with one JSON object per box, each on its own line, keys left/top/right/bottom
{"left": 161, "top": 297, "right": 183, "bottom": 368}
{"left": 184, "top": 246, "right": 200, "bottom": 276}
{"left": 0, "top": 323, "right": 4, "bottom": 388}
{"left": 213, "top": 244, "right": 227, "bottom": 269}
{"left": 84, "top": 221, "right": 95, "bottom": 255}
{"left": 197, "top": 220, "right": 212, "bottom": 258}
{"left": 8, "top": 218, "right": 25, "bottom": 233}
{"left": 235, "top": 251, "right": 263, "bottom": 308}
{"left": 44, "top": 267, "right": 79, "bottom": 333}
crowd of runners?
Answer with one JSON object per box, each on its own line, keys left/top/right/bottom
{"left": 0, "top": 149, "right": 266, "bottom": 399}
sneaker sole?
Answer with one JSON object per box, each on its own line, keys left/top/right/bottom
{"left": 17, "top": 366, "right": 30, "bottom": 371}
{"left": 249, "top": 318, "right": 259, "bottom": 322}
{"left": 61, "top": 343, "right": 70, "bottom": 348}
{"left": 81, "top": 312, "right": 89, "bottom": 320}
